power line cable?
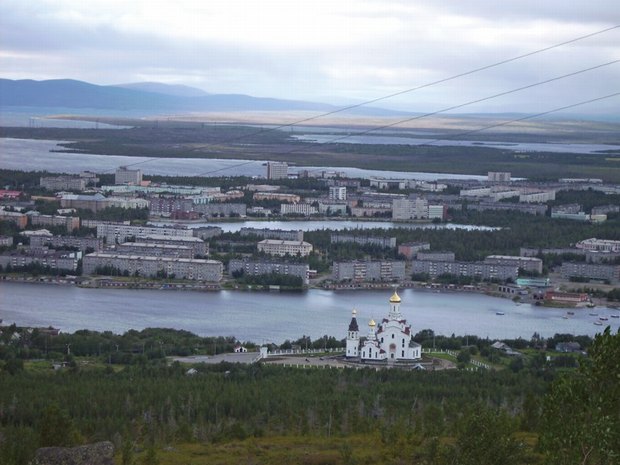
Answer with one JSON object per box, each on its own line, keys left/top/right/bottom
{"left": 109, "top": 24, "right": 619, "bottom": 173}
{"left": 194, "top": 59, "right": 619, "bottom": 176}
{"left": 409, "top": 92, "right": 620, "bottom": 148}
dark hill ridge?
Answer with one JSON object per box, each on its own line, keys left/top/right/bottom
{"left": 0, "top": 78, "right": 408, "bottom": 116}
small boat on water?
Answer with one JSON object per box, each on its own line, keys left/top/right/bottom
{"left": 589, "top": 313, "right": 598, "bottom": 316}
{"left": 594, "top": 321, "right": 603, "bottom": 326}
{"left": 496, "top": 312, "right": 505, "bottom": 316}
{"left": 611, "top": 314, "right": 620, "bottom": 318}
{"left": 599, "top": 316, "right": 609, "bottom": 321}
{"left": 562, "top": 316, "right": 569, "bottom": 319}
{"left": 567, "top": 311, "right": 575, "bottom": 315}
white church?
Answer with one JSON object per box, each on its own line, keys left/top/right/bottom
{"left": 346, "top": 291, "right": 422, "bottom": 362}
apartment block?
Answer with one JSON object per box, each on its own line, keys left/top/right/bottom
{"left": 115, "top": 166, "right": 142, "bottom": 185}
{"left": 229, "top": 258, "right": 310, "bottom": 285}
{"left": 83, "top": 253, "right": 222, "bottom": 281}
{"left": 484, "top": 255, "right": 543, "bottom": 274}
{"left": 30, "top": 215, "right": 80, "bottom": 233}
{"left": 29, "top": 235, "right": 104, "bottom": 252}
{"left": 412, "top": 259, "right": 517, "bottom": 281}
{"left": 561, "top": 262, "right": 620, "bottom": 284}
{"left": 96, "top": 223, "right": 193, "bottom": 244}
{"left": 332, "top": 260, "right": 406, "bottom": 282}
{"left": 266, "top": 162, "right": 288, "bottom": 180}
{"left": 257, "top": 239, "right": 313, "bottom": 257}
{"left": 330, "top": 233, "right": 396, "bottom": 249}
{"left": 240, "top": 227, "right": 304, "bottom": 242}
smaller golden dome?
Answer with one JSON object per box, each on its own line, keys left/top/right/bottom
{"left": 389, "top": 290, "right": 401, "bottom": 303}
{"left": 368, "top": 319, "right": 376, "bottom": 327}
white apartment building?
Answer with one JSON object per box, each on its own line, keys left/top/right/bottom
{"left": 257, "top": 239, "right": 313, "bottom": 257}
{"left": 266, "top": 162, "right": 288, "bottom": 180}
{"left": 280, "top": 203, "right": 318, "bottom": 216}
{"left": 392, "top": 198, "right": 429, "bottom": 220}
{"left": 576, "top": 238, "right": 620, "bottom": 253}
{"left": 115, "top": 166, "right": 143, "bottom": 185}
{"left": 329, "top": 186, "right": 347, "bottom": 201}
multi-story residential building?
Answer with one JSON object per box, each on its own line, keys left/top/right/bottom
{"left": 350, "top": 206, "right": 391, "bottom": 217}
{"left": 280, "top": 203, "right": 318, "bottom": 216}
{"left": 133, "top": 235, "right": 207, "bottom": 257}
{"left": 0, "top": 210, "right": 28, "bottom": 229}
{"left": 82, "top": 253, "right": 223, "bottom": 281}
{"left": 392, "top": 198, "right": 429, "bottom": 220}
{"left": 114, "top": 242, "right": 194, "bottom": 259}
{"left": 369, "top": 178, "right": 408, "bottom": 190}
{"left": 575, "top": 238, "right": 620, "bottom": 253}
{"left": 417, "top": 251, "right": 456, "bottom": 262}
{"left": 412, "top": 259, "right": 517, "bottom": 281}
{"left": 115, "top": 166, "right": 142, "bottom": 185}
{"left": 192, "top": 203, "right": 246, "bottom": 217}
{"left": 408, "top": 180, "right": 447, "bottom": 192}
{"left": 253, "top": 192, "right": 300, "bottom": 203}
{"left": 551, "top": 211, "right": 590, "bottom": 221}
{"left": 318, "top": 201, "right": 347, "bottom": 215}
{"left": 484, "top": 255, "right": 543, "bottom": 274}
{"left": 240, "top": 227, "right": 304, "bottom": 242}
{"left": 228, "top": 258, "right": 310, "bottom": 285}
{"left": 330, "top": 233, "right": 396, "bottom": 249}
{"left": 81, "top": 220, "right": 130, "bottom": 229}
{"left": 428, "top": 204, "right": 447, "bottom": 220}
{"left": 266, "top": 162, "right": 288, "bottom": 180}
{"left": 467, "top": 202, "right": 547, "bottom": 215}
{"left": 257, "top": 239, "right": 313, "bottom": 257}
{"left": 29, "top": 235, "right": 103, "bottom": 252}
{"left": 192, "top": 226, "right": 223, "bottom": 240}
{"left": 148, "top": 197, "right": 194, "bottom": 217}
{"left": 329, "top": 186, "right": 347, "bottom": 201}
{"left": 0, "top": 250, "right": 79, "bottom": 272}
{"left": 561, "top": 262, "right": 620, "bottom": 284}
{"left": 397, "top": 242, "right": 431, "bottom": 260}
{"left": 0, "top": 236, "right": 14, "bottom": 247}
{"left": 488, "top": 171, "right": 511, "bottom": 183}
{"left": 76, "top": 194, "right": 113, "bottom": 212}
{"left": 40, "top": 175, "right": 86, "bottom": 192}
{"left": 30, "top": 215, "right": 80, "bottom": 233}
{"left": 96, "top": 224, "right": 193, "bottom": 245}
{"left": 332, "top": 260, "right": 406, "bottom": 282}
{"left": 519, "top": 190, "right": 556, "bottom": 203}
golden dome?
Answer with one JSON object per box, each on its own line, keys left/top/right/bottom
{"left": 368, "top": 319, "right": 376, "bottom": 327}
{"left": 389, "top": 290, "right": 401, "bottom": 303}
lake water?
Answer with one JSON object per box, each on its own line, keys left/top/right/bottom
{"left": 0, "top": 138, "right": 486, "bottom": 181}
{"left": 150, "top": 219, "right": 499, "bottom": 233}
{"left": 1, "top": 282, "right": 616, "bottom": 342}
{"left": 292, "top": 134, "right": 620, "bottom": 154}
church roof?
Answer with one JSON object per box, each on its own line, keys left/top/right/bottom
{"left": 389, "top": 291, "right": 401, "bottom": 303}
{"left": 348, "top": 317, "right": 359, "bottom": 332}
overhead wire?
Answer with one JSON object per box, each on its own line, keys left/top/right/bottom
{"left": 193, "top": 59, "right": 619, "bottom": 176}
{"left": 99, "top": 24, "right": 619, "bottom": 175}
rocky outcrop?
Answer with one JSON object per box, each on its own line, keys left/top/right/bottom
{"left": 32, "top": 441, "right": 114, "bottom": 465}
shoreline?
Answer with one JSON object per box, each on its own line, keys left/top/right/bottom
{"left": 3, "top": 273, "right": 615, "bottom": 310}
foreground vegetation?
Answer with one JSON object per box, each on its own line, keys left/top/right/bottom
{"left": 0, "top": 326, "right": 618, "bottom": 465}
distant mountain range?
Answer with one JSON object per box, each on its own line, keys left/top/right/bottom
{"left": 0, "top": 78, "right": 406, "bottom": 116}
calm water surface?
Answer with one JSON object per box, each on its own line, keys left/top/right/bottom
{"left": 1, "top": 282, "right": 616, "bottom": 342}
{"left": 1, "top": 138, "right": 485, "bottom": 181}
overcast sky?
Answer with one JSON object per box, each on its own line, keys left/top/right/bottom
{"left": 1, "top": 0, "right": 619, "bottom": 114}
